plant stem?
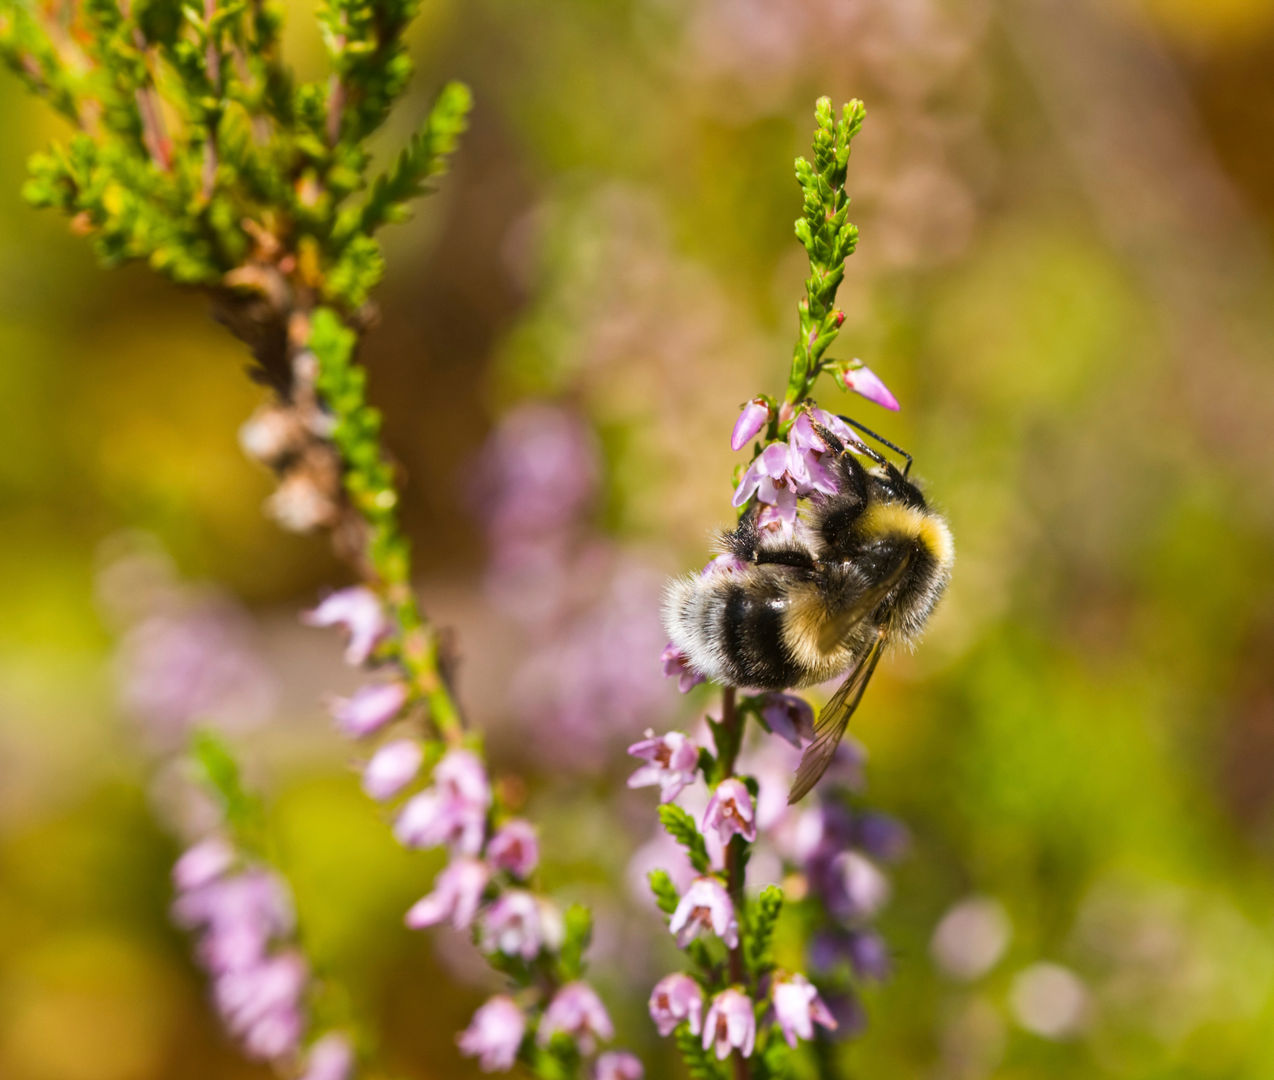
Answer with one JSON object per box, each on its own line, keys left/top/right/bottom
{"left": 718, "top": 686, "right": 751, "bottom": 1080}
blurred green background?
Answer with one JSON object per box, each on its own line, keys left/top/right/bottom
{"left": 4, "top": 0, "right": 1274, "bottom": 1077}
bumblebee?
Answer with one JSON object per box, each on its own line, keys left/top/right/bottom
{"left": 663, "top": 419, "right": 954, "bottom": 802}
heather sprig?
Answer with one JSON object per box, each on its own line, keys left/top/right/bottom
{"left": 639, "top": 100, "right": 908, "bottom": 1079}
{"left": 2, "top": 4, "right": 635, "bottom": 1075}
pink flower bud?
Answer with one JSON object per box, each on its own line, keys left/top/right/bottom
{"left": 361, "top": 738, "right": 423, "bottom": 801}
{"left": 840, "top": 363, "right": 900, "bottom": 411}
{"left": 730, "top": 398, "right": 772, "bottom": 451}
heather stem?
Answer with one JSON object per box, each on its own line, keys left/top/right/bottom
{"left": 719, "top": 686, "right": 752, "bottom": 1080}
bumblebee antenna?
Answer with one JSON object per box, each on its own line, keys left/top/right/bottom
{"left": 836, "top": 416, "right": 913, "bottom": 478}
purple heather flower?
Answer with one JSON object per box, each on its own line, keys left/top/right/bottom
{"left": 458, "top": 995, "right": 526, "bottom": 1072}
{"left": 538, "top": 982, "right": 614, "bottom": 1052}
{"left": 772, "top": 974, "right": 838, "bottom": 1047}
{"left": 241, "top": 1006, "right": 305, "bottom": 1060}
{"left": 846, "top": 930, "right": 892, "bottom": 981}
{"left": 434, "top": 749, "right": 494, "bottom": 811}
{"left": 594, "top": 1051, "right": 644, "bottom": 1079}
{"left": 669, "top": 877, "right": 738, "bottom": 949}
{"left": 825, "top": 851, "right": 890, "bottom": 922}
{"left": 331, "top": 681, "right": 408, "bottom": 738}
{"left": 786, "top": 414, "right": 839, "bottom": 496}
{"left": 487, "top": 820, "right": 539, "bottom": 879}
{"left": 757, "top": 693, "right": 815, "bottom": 749}
{"left": 661, "top": 644, "right": 706, "bottom": 693}
{"left": 701, "top": 553, "right": 748, "bottom": 579}
{"left": 215, "top": 949, "right": 308, "bottom": 1039}
{"left": 299, "top": 1033, "right": 356, "bottom": 1080}
{"left": 405, "top": 857, "right": 491, "bottom": 931}
{"left": 731, "top": 398, "right": 772, "bottom": 451}
{"left": 840, "top": 363, "right": 900, "bottom": 411}
{"left": 393, "top": 788, "right": 486, "bottom": 855}
{"left": 303, "top": 587, "right": 390, "bottom": 666}
{"left": 701, "top": 779, "right": 757, "bottom": 844}
{"left": 702, "top": 989, "right": 756, "bottom": 1060}
{"left": 851, "top": 811, "right": 910, "bottom": 862}
{"left": 173, "top": 837, "right": 235, "bottom": 892}
{"left": 173, "top": 869, "right": 294, "bottom": 972}
{"left": 648, "top": 973, "right": 704, "bottom": 1037}
{"left": 479, "top": 890, "right": 553, "bottom": 960}
{"left": 362, "top": 738, "right": 423, "bottom": 801}
{"left": 731, "top": 441, "right": 800, "bottom": 510}
{"left": 627, "top": 730, "right": 701, "bottom": 803}
{"left": 394, "top": 748, "right": 492, "bottom": 853}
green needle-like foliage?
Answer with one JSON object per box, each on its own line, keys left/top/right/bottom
{"left": 0, "top": 0, "right": 471, "bottom": 307}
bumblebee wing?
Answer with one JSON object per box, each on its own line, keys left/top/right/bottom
{"left": 814, "top": 547, "right": 912, "bottom": 654}
{"left": 787, "top": 631, "right": 886, "bottom": 804}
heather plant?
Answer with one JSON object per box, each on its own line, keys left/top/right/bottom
{"left": 2, "top": 1, "right": 914, "bottom": 1074}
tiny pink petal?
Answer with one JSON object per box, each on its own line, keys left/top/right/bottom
{"left": 331, "top": 681, "right": 408, "bottom": 738}
{"left": 458, "top": 995, "right": 526, "bottom": 1072}
{"left": 302, "top": 587, "right": 391, "bottom": 665}
{"left": 487, "top": 819, "right": 539, "bottom": 879}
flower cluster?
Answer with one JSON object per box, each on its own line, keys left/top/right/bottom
{"left": 304, "top": 586, "right": 640, "bottom": 1076}
{"left": 171, "top": 837, "right": 356, "bottom": 1078}
{"left": 630, "top": 721, "right": 840, "bottom": 1070}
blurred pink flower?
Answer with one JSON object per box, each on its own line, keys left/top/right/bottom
{"left": 772, "top": 973, "right": 838, "bottom": 1047}
{"left": 458, "top": 995, "right": 526, "bottom": 1072}
{"left": 361, "top": 738, "right": 423, "bottom": 801}
{"left": 393, "top": 788, "right": 486, "bottom": 855}
{"left": 405, "top": 857, "right": 491, "bottom": 931}
{"left": 303, "top": 587, "right": 390, "bottom": 666}
{"left": 594, "top": 1051, "right": 644, "bottom": 1079}
{"left": 173, "top": 837, "right": 235, "bottom": 892}
{"left": 648, "top": 973, "right": 704, "bottom": 1037}
{"left": 487, "top": 820, "right": 539, "bottom": 879}
{"left": 538, "top": 982, "right": 614, "bottom": 1052}
{"left": 480, "top": 890, "right": 551, "bottom": 960}
{"left": 331, "top": 681, "right": 407, "bottom": 738}
{"left": 298, "top": 1033, "right": 356, "bottom": 1080}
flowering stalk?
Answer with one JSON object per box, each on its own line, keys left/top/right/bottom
{"left": 639, "top": 99, "right": 907, "bottom": 1078}
{"left": 3, "top": 4, "right": 635, "bottom": 1076}
{"left": 173, "top": 733, "right": 359, "bottom": 1080}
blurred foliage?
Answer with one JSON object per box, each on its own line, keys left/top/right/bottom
{"left": 3, "top": 0, "right": 1274, "bottom": 1078}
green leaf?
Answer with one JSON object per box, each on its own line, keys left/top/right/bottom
{"left": 675, "top": 1026, "right": 726, "bottom": 1080}
{"left": 339, "top": 79, "right": 471, "bottom": 242}
{"left": 658, "top": 804, "right": 711, "bottom": 874}
{"left": 557, "top": 903, "right": 592, "bottom": 981}
{"left": 745, "top": 884, "right": 783, "bottom": 977}
{"left": 648, "top": 869, "right": 680, "bottom": 916}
